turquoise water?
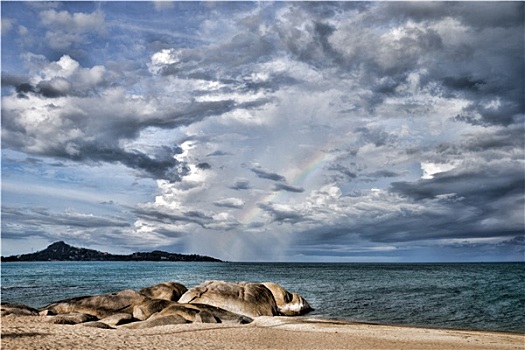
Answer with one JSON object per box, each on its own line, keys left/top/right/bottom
{"left": 1, "top": 262, "right": 524, "bottom": 333}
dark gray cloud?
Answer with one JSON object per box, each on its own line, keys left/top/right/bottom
{"left": 257, "top": 202, "right": 306, "bottom": 224}
{"left": 230, "top": 178, "right": 251, "bottom": 190}
{"left": 391, "top": 165, "right": 523, "bottom": 205}
{"left": 327, "top": 164, "right": 358, "bottom": 181}
{"left": 70, "top": 144, "right": 187, "bottom": 182}
{"left": 366, "top": 170, "right": 400, "bottom": 178}
{"left": 273, "top": 183, "right": 305, "bottom": 193}
{"left": 378, "top": 2, "right": 524, "bottom": 29}
{"left": 133, "top": 206, "right": 213, "bottom": 228}
{"left": 207, "top": 150, "right": 230, "bottom": 157}
{"left": 196, "top": 162, "right": 211, "bottom": 170}
{"left": 250, "top": 166, "right": 287, "bottom": 182}
{"left": 1, "top": 206, "right": 130, "bottom": 229}
{"left": 1, "top": 77, "right": 240, "bottom": 181}
{"left": 356, "top": 166, "right": 525, "bottom": 243}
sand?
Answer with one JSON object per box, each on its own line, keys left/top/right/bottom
{"left": 1, "top": 315, "right": 523, "bottom": 350}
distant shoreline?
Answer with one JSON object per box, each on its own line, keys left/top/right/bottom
{"left": 1, "top": 241, "right": 222, "bottom": 263}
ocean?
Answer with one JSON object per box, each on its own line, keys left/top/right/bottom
{"left": 1, "top": 262, "right": 524, "bottom": 333}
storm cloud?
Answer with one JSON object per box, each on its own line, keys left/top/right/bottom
{"left": 1, "top": 2, "right": 523, "bottom": 262}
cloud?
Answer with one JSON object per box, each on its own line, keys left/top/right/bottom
{"left": 1, "top": 18, "right": 14, "bottom": 35}
{"left": 250, "top": 166, "right": 287, "bottom": 182}
{"left": 231, "top": 178, "right": 251, "bottom": 190}
{"left": 40, "top": 9, "right": 105, "bottom": 31}
{"left": 327, "top": 164, "right": 358, "bottom": 181}
{"left": 39, "top": 9, "right": 105, "bottom": 50}
{"left": 3, "top": 54, "right": 105, "bottom": 98}
{"left": 1, "top": 206, "right": 131, "bottom": 245}
{"left": 273, "top": 183, "right": 305, "bottom": 193}
{"left": 1, "top": 55, "right": 247, "bottom": 181}
{"left": 257, "top": 202, "right": 306, "bottom": 224}
{"left": 214, "top": 198, "right": 245, "bottom": 209}
{"left": 366, "top": 170, "right": 400, "bottom": 179}
{"left": 153, "top": 1, "right": 175, "bottom": 12}
{"left": 2, "top": 2, "right": 523, "bottom": 261}
{"left": 133, "top": 204, "right": 214, "bottom": 231}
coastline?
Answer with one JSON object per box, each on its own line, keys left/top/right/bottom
{"left": 3, "top": 262, "right": 524, "bottom": 334}
{"left": 2, "top": 315, "right": 523, "bottom": 350}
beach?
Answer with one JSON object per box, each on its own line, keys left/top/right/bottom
{"left": 2, "top": 315, "right": 523, "bottom": 350}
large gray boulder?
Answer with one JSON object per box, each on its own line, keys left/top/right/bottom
{"left": 41, "top": 289, "right": 147, "bottom": 318}
{"left": 178, "top": 280, "right": 278, "bottom": 318}
{"left": 262, "top": 282, "right": 313, "bottom": 316}
{"left": 132, "top": 299, "right": 174, "bottom": 321}
{"left": 1, "top": 303, "right": 39, "bottom": 316}
{"left": 123, "top": 314, "right": 189, "bottom": 329}
{"left": 156, "top": 302, "right": 252, "bottom": 324}
{"left": 45, "top": 312, "right": 98, "bottom": 325}
{"left": 139, "top": 282, "right": 187, "bottom": 301}
{"left": 99, "top": 312, "right": 134, "bottom": 326}
{"left": 80, "top": 321, "right": 115, "bottom": 329}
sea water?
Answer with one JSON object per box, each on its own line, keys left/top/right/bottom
{"left": 1, "top": 262, "right": 524, "bottom": 333}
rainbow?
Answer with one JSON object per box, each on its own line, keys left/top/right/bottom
{"left": 237, "top": 148, "right": 331, "bottom": 226}
{"left": 214, "top": 146, "right": 335, "bottom": 258}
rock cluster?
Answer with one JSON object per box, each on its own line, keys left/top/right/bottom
{"left": 1, "top": 280, "right": 312, "bottom": 329}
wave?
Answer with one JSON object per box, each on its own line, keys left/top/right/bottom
{"left": 1, "top": 285, "right": 41, "bottom": 290}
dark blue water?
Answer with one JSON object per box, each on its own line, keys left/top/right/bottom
{"left": 1, "top": 262, "right": 524, "bottom": 333}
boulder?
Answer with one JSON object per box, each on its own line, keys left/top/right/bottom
{"left": 99, "top": 313, "right": 134, "bottom": 326}
{"left": 149, "top": 302, "right": 252, "bottom": 324}
{"left": 178, "top": 280, "right": 278, "bottom": 318}
{"left": 262, "top": 282, "right": 313, "bottom": 316}
{"left": 1, "top": 303, "right": 39, "bottom": 316}
{"left": 189, "top": 303, "right": 253, "bottom": 324}
{"left": 132, "top": 299, "right": 174, "bottom": 321}
{"left": 155, "top": 303, "right": 200, "bottom": 322}
{"left": 41, "top": 289, "right": 147, "bottom": 318}
{"left": 80, "top": 321, "right": 115, "bottom": 329}
{"left": 123, "top": 314, "right": 189, "bottom": 329}
{"left": 46, "top": 312, "right": 98, "bottom": 325}
{"left": 194, "top": 310, "right": 218, "bottom": 324}
{"left": 139, "top": 282, "right": 187, "bottom": 301}
{"left": 39, "top": 309, "right": 55, "bottom": 316}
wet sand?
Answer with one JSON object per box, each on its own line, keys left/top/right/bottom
{"left": 2, "top": 315, "right": 523, "bottom": 350}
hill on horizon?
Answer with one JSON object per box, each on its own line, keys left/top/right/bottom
{"left": 1, "top": 241, "right": 222, "bottom": 262}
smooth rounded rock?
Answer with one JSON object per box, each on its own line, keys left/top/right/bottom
{"left": 132, "top": 299, "right": 174, "bottom": 321}
{"left": 179, "top": 280, "right": 278, "bottom": 318}
{"left": 41, "top": 289, "right": 147, "bottom": 319}
{"left": 123, "top": 315, "right": 189, "bottom": 329}
{"left": 263, "top": 282, "right": 313, "bottom": 316}
{"left": 139, "top": 282, "right": 187, "bottom": 301}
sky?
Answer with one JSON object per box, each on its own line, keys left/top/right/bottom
{"left": 1, "top": 1, "right": 524, "bottom": 262}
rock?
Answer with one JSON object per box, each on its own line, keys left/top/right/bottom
{"left": 194, "top": 310, "right": 218, "bottom": 324}
{"left": 262, "top": 282, "right": 313, "bottom": 316}
{"left": 139, "top": 282, "right": 187, "bottom": 301}
{"left": 39, "top": 309, "right": 55, "bottom": 316}
{"left": 148, "top": 302, "right": 252, "bottom": 324}
{"left": 123, "top": 314, "right": 189, "bottom": 329}
{"left": 46, "top": 312, "right": 98, "bottom": 325}
{"left": 178, "top": 280, "right": 278, "bottom": 318}
{"left": 41, "top": 289, "right": 147, "bottom": 318}
{"left": 80, "top": 321, "right": 115, "bottom": 329}
{"left": 1, "top": 303, "right": 39, "bottom": 316}
{"left": 155, "top": 303, "right": 200, "bottom": 322}
{"left": 189, "top": 303, "right": 253, "bottom": 324}
{"left": 99, "top": 313, "right": 134, "bottom": 326}
{"left": 132, "top": 299, "right": 174, "bottom": 321}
